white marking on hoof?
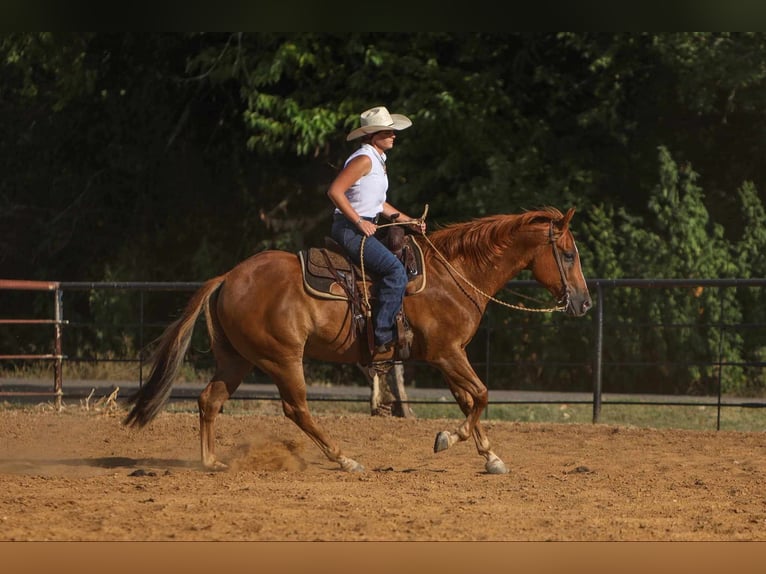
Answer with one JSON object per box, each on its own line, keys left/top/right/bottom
{"left": 203, "top": 460, "right": 229, "bottom": 472}
{"left": 340, "top": 457, "right": 365, "bottom": 473}
{"left": 433, "top": 431, "right": 452, "bottom": 453}
{"left": 485, "top": 457, "right": 508, "bottom": 475}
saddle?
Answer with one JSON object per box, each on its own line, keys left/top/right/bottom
{"left": 298, "top": 220, "right": 426, "bottom": 361}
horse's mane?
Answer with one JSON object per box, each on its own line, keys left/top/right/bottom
{"left": 425, "top": 207, "right": 563, "bottom": 268}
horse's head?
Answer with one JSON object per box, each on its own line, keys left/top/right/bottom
{"left": 529, "top": 208, "right": 592, "bottom": 317}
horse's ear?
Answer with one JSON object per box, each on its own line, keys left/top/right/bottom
{"left": 558, "top": 207, "right": 575, "bottom": 230}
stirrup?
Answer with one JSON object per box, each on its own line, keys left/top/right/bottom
{"left": 372, "top": 340, "right": 395, "bottom": 358}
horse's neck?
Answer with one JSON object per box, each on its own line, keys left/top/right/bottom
{"left": 424, "top": 217, "right": 545, "bottom": 313}
{"left": 467, "top": 256, "right": 527, "bottom": 297}
{"left": 430, "top": 247, "right": 528, "bottom": 305}
{"left": 427, "top": 217, "right": 540, "bottom": 294}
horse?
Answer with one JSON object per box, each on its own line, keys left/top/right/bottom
{"left": 124, "top": 207, "right": 592, "bottom": 475}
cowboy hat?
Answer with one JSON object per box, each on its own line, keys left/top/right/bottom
{"left": 346, "top": 106, "right": 412, "bottom": 141}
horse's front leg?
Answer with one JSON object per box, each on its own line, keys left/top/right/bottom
{"left": 431, "top": 356, "right": 508, "bottom": 475}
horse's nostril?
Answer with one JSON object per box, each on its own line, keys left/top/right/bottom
{"left": 580, "top": 297, "right": 593, "bottom": 314}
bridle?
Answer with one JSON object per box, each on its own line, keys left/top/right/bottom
{"left": 548, "top": 220, "right": 572, "bottom": 311}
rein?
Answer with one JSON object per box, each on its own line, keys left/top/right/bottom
{"left": 360, "top": 206, "right": 567, "bottom": 314}
{"left": 419, "top": 231, "right": 566, "bottom": 314}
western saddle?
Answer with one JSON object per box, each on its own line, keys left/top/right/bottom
{"left": 298, "top": 216, "right": 426, "bottom": 362}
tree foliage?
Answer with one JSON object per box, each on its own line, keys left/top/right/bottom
{"left": 2, "top": 33, "right": 766, "bottom": 394}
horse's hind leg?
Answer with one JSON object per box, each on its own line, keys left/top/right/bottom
{"left": 198, "top": 352, "right": 253, "bottom": 471}
{"left": 262, "top": 359, "right": 364, "bottom": 472}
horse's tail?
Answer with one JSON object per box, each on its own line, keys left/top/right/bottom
{"left": 123, "top": 275, "right": 226, "bottom": 428}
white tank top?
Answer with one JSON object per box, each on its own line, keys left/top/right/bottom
{"left": 334, "top": 144, "right": 388, "bottom": 218}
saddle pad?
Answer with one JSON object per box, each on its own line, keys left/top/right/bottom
{"left": 307, "top": 248, "right": 360, "bottom": 280}
{"left": 298, "top": 236, "right": 426, "bottom": 301}
{"left": 299, "top": 251, "right": 354, "bottom": 301}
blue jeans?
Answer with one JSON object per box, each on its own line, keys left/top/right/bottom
{"left": 331, "top": 214, "right": 408, "bottom": 346}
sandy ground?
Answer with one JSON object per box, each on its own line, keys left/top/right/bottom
{"left": 1, "top": 402, "right": 765, "bottom": 542}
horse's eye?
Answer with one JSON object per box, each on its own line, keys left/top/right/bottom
{"left": 563, "top": 252, "right": 575, "bottom": 264}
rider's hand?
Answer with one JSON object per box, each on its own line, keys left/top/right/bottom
{"left": 357, "top": 218, "right": 376, "bottom": 237}
{"left": 409, "top": 219, "right": 426, "bottom": 235}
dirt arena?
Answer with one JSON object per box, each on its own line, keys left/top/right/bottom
{"left": 1, "top": 402, "right": 765, "bottom": 542}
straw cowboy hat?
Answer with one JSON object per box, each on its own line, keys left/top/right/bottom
{"left": 346, "top": 106, "right": 412, "bottom": 141}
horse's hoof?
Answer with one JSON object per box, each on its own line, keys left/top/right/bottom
{"left": 433, "top": 431, "right": 451, "bottom": 453}
{"left": 340, "top": 457, "right": 365, "bottom": 473}
{"left": 203, "top": 460, "right": 229, "bottom": 472}
{"left": 485, "top": 458, "right": 508, "bottom": 475}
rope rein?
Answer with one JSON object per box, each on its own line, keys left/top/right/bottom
{"left": 358, "top": 205, "right": 566, "bottom": 314}
{"left": 418, "top": 232, "right": 566, "bottom": 313}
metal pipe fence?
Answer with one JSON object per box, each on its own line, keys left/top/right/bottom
{"left": 1, "top": 278, "right": 765, "bottom": 427}
{"left": 0, "top": 280, "right": 65, "bottom": 408}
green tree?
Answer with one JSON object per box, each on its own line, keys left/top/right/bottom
{"left": 585, "top": 148, "right": 744, "bottom": 394}
{"left": 3, "top": 33, "right": 766, "bottom": 394}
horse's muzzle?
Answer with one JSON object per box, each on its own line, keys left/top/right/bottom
{"left": 564, "top": 292, "right": 593, "bottom": 317}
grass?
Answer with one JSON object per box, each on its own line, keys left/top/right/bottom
{"left": 3, "top": 360, "right": 210, "bottom": 385}
{"left": 479, "top": 402, "right": 766, "bottom": 432}
{"left": 150, "top": 396, "right": 766, "bottom": 433}
{"left": 4, "top": 363, "right": 766, "bottom": 432}
{"left": 2, "top": 396, "right": 764, "bottom": 433}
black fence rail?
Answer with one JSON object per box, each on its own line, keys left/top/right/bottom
{"left": 588, "top": 278, "right": 766, "bottom": 428}
{"left": 1, "top": 278, "right": 765, "bottom": 427}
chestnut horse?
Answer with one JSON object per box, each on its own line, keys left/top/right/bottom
{"left": 125, "top": 207, "right": 591, "bottom": 474}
